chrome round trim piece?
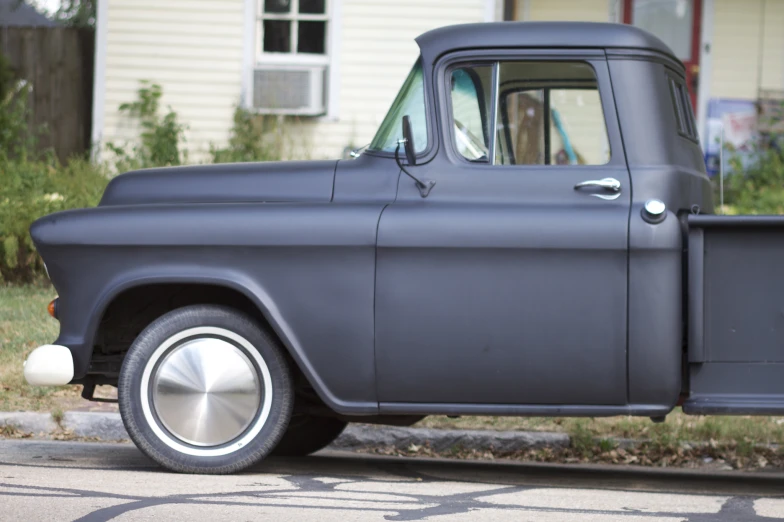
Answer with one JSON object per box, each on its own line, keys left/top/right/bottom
{"left": 151, "top": 337, "right": 261, "bottom": 447}
{"left": 644, "top": 199, "right": 666, "bottom": 216}
{"left": 140, "top": 327, "right": 273, "bottom": 457}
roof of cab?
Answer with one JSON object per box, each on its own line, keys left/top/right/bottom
{"left": 416, "top": 22, "right": 677, "bottom": 63}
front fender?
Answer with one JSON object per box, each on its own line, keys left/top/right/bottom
{"left": 31, "top": 203, "right": 384, "bottom": 415}
{"left": 86, "top": 271, "right": 376, "bottom": 415}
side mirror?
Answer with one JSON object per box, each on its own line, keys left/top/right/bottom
{"left": 395, "top": 115, "right": 435, "bottom": 197}
{"left": 402, "top": 115, "right": 417, "bottom": 166}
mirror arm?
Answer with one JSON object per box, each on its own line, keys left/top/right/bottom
{"left": 395, "top": 140, "right": 436, "bottom": 198}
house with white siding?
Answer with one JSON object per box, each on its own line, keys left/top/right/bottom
{"left": 91, "top": 0, "right": 499, "bottom": 162}
{"left": 91, "top": 0, "right": 784, "bottom": 163}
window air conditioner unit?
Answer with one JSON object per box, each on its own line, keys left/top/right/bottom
{"left": 253, "top": 65, "right": 327, "bottom": 116}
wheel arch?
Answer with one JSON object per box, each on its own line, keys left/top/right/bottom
{"left": 87, "top": 274, "right": 358, "bottom": 415}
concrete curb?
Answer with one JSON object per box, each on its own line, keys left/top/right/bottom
{"left": 332, "top": 425, "right": 570, "bottom": 452}
{"left": 0, "top": 412, "right": 129, "bottom": 441}
{"left": 0, "top": 411, "right": 570, "bottom": 452}
{"left": 0, "top": 412, "right": 58, "bottom": 434}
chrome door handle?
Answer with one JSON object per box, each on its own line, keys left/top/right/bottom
{"left": 574, "top": 177, "right": 621, "bottom": 192}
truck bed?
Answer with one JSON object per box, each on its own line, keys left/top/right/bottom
{"left": 685, "top": 215, "right": 784, "bottom": 414}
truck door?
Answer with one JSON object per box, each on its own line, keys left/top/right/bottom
{"left": 375, "top": 54, "right": 631, "bottom": 406}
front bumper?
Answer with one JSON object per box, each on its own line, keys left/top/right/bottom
{"left": 24, "top": 345, "right": 74, "bottom": 386}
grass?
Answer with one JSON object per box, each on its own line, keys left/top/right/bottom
{"left": 0, "top": 284, "right": 81, "bottom": 411}
{"left": 417, "top": 411, "right": 784, "bottom": 447}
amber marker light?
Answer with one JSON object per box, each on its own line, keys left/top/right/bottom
{"left": 48, "top": 298, "right": 59, "bottom": 319}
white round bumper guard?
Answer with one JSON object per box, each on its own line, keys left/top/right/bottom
{"left": 24, "top": 345, "right": 74, "bottom": 386}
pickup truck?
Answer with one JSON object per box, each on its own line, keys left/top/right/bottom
{"left": 24, "top": 21, "right": 779, "bottom": 474}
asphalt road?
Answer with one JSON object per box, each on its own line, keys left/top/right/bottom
{"left": 1, "top": 440, "right": 784, "bottom": 521}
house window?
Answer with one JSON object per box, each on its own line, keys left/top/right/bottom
{"left": 252, "top": 0, "right": 332, "bottom": 116}
{"left": 258, "top": 0, "right": 329, "bottom": 60}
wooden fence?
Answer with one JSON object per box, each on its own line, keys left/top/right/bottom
{"left": 0, "top": 27, "right": 94, "bottom": 161}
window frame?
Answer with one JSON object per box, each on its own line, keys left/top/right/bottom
{"left": 442, "top": 54, "right": 615, "bottom": 168}
{"left": 256, "top": 0, "right": 331, "bottom": 66}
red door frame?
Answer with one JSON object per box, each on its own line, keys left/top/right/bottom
{"left": 623, "top": 0, "right": 701, "bottom": 108}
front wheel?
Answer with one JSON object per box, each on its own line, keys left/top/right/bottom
{"left": 118, "top": 305, "right": 293, "bottom": 474}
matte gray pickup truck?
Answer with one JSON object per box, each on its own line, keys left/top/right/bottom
{"left": 25, "top": 21, "right": 779, "bottom": 474}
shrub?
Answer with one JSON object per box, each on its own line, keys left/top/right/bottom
{"left": 107, "top": 80, "right": 187, "bottom": 172}
{"left": 0, "top": 52, "right": 38, "bottom": 160}
{"left": 209, "top": 107, "right": 285, "bottom": 163}
{"left": 721, "top": 145, "right": 784, "bottom": 214}
{"left": 0, "top": 157, "right": 108, "bottom": 283}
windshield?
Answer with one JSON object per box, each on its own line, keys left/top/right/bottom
{"left": 368, "top": 59, "right": 428, "bottom": 153}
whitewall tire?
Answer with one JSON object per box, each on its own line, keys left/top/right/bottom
{"left": 118, "top": 305, "right": 293, "bottom": 474}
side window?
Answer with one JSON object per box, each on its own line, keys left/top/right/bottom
{"left": 448, "top": 61, "right": 611, "bottom": 166}
{"left": 450, "top": 66, "right": 493, "bottom": 161}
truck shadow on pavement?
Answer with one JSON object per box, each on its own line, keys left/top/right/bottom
{"left": 1, "top": 442, "right": 783, "bottom": 521}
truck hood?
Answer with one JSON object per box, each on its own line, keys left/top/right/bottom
{"left": 99, "top": 160, "right": 337, "bottom": 206}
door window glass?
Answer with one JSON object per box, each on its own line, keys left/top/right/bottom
{"left": 450, "top": 66, "right": 493, "bottom": 162}
{"left": 448, "top": 61, "right": 610, "bottom": 166}
{"left": 499, "top": 89, "right": 545, "bottom": 165}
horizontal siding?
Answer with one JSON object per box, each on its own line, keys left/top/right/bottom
{"left": 100, "top": 0, "right": 244, "bottom": 163}
{"left": 107, "top": 33, "right": 243, "bottom": 49}
{"left": 760, "top": 0, "right": 784, "bottom": 91}
{"left": 520, "top": 0, "right": 610, "bottom": 22}
{"left": 100, "top": 0, "right": 488, "bottom": 162}
{"left": 710, "top": 0, "right": 763, "bottom": 99}
{"left": 301, "top": 0, "right": 488, "bottom": 158}
{"left": 104, "top": 56, "right": 242, "bottom": 72}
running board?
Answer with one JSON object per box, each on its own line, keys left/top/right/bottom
{"left": 683, "top": 394, "right": 784, "bottom": 415}
{"left": 378, "top": 403, "right": 673, "bottom": 417}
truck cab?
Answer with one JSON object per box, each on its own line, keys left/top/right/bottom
{"left": 360, "top": 22, "right": 709, "bottom": 415}
{"left": 26, "top": 22, "right": 771, "bottom": 475}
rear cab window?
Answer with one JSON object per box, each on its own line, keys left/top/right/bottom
{"left": 667, "top": 74, "right": 698, "bottom": 142}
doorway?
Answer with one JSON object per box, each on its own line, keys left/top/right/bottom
{"left": 623, "top": 0, "right": 701, "bottom": 108}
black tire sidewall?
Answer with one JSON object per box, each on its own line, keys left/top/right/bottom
{"left": 118, "top": 304, "right": 293, "bottom": 474}
{"left": 272, "top": 416, "right": 348, "bottom": 457}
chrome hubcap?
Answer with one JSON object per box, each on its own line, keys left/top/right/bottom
{"left": 151, "top": 337, "right": 261, "bottom": 447}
